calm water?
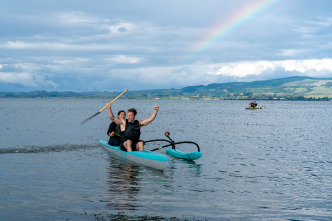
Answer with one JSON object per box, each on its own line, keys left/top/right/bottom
{"left": 0, "top": 98, "right": 331, "bottom": 220}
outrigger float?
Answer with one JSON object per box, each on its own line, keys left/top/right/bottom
{"left": 99, "top": 132, "right": 202, "bottom": 171}
{"left": 144, "top": 132, "right": 202, "bottom": 160}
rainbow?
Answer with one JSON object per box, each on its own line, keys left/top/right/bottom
{"left": 183, "top": 0, "right": 284, "bottom": 64}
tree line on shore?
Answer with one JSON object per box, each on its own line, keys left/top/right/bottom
{"left": 1, "top": 76, "right": 331, "bottom": 101}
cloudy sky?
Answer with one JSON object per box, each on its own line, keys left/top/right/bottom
{"left": 1, "top": 0, "right": 332, "bottom": 92}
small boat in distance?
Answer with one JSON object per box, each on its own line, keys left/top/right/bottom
{"left": 245, "top": 106, "right": 265, "bottom": 110}
{"left": 246, "top": 101, "right": 265, "bottom": 110}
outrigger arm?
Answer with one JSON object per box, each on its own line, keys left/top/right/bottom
{"left": 143, "top": 132, "right": 202, "bottom": 160}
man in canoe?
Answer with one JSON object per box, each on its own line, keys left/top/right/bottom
{"left": 249, "top": 101, "right": 258, "bottom": 108}
{"left": 107, "top": 104, "right": 159, "bottom": 152}
{"left": 107, "top": 110, "right": 126, "bottom": 146}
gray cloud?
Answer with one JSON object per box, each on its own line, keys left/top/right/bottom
{"left": 1, "top": 0, "right": 332, "bottom": 92}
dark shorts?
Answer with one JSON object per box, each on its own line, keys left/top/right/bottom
{"left": 120, "top": 139, "right": 142, "bottom": 151}
{"left": 108, "top": 137, "right": 121, "bottom": 146}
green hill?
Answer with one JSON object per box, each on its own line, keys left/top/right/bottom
{"left": 178, "top": 76, "right": 332, "bottom": 100}
{"left": 1, "top": 76, "right": 332, "bottom": 100}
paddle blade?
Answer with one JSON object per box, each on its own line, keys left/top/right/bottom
{"left": 80, "top": 112, "right": 100, "bottom": 125}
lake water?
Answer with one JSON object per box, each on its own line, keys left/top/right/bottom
{"left": 0, "top": 98, "right": 331, "bottom": 220}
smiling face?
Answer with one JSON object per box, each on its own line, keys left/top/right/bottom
{"left": 127, "top": 111, "right": 136, "bottom": 123}
{"left": 127, "top": 108, "right": 137, "bottom": 123}
{"left": 118, "top": 111, "right": 126, "bottom": 120}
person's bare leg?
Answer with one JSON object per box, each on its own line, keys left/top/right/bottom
{"left": 124, "top": 140, "right": 133, "bottom": 152}
{"left": 136, "top": 141, "right": 144, "bottom": 151}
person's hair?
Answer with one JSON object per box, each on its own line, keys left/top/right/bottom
{"left": 117, "top": 110, "right": 126, "bottom": 116}
{"left": 128, "top": 108, "right": 137, "bottom": 116}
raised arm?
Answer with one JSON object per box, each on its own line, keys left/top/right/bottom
{"left": 139, "top": 105, "right": 159, "bottom": 127}
{"left": 107, "top": 103, "right": 123, "bottom": 125}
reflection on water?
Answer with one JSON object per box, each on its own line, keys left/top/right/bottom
{"left": 106, "top": 156, "right": 141, "bottom": 211}
{"left": 168, "top": 157, "right": 202, "bottom": 178}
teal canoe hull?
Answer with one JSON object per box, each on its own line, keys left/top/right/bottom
{"left": 166, "top": 148, "right": 202, "bottom": 160}
{"left": 99, "top": 140, "right": 168, "bottom": 171}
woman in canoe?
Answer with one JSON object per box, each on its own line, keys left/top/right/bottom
{"left": 107, "top": 103, "right": 159, "bottom": 152}
{"left": 107, "top": 110, "right": 126, "bottom": 146}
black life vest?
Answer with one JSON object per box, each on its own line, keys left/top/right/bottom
{"left": 124, "top": 119, "right": 141, "bottom": 141}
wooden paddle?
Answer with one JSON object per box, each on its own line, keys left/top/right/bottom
{"left": 81, "top": 89, "right": 128, "bottom": 125}
{"left": 110, "top": 132, "right": 121, "bottom": 137}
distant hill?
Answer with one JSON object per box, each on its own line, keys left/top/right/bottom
{"left": 1, "top": 76, "right": 332, "bottom": 100}
{"left": 178, "top": 76, "right": 332, "bottom": 100}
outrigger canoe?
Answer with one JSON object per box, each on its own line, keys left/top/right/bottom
{"left": 99, "top": 140, "right": 168, "bottom": 171}
{"left": 245, "top": 106, "right": 265, "bottom": 110}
